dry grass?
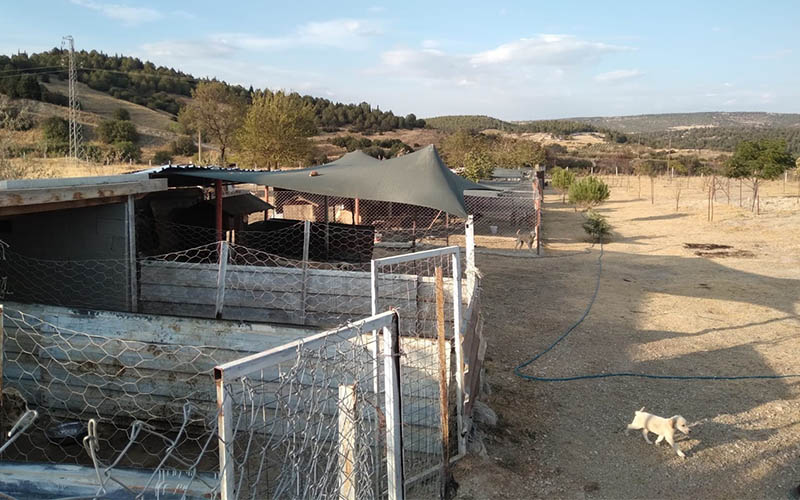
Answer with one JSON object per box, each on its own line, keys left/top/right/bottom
{"left": 0, "top": 157, "right": 140, "bottom": 180}
{"left": 454, "top": 175, "right": 800, "bottom": 499}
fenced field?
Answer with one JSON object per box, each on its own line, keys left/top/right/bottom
{"left": 453, "top": 176, "right": 800, "bottom": 499}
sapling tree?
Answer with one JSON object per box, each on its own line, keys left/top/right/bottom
{"left": 550, "top": 166, "right": 575, "bottom": 203}
{"left": 582, "top": 210, "right": 611, "bottom": 243}
{"left": 724, "top": 139, "right": 795, "bottom": 214}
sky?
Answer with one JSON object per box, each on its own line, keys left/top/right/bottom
{"left": 1, "top": 0, "right": 797, "bottom": 120}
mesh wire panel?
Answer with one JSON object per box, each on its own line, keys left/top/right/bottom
{"left": 0, "top": 307, "right": 222, "bottom": 493}
{"left": 373, "top": 252, "right": 460, "bottom": 498}
{"left": 219, "top": 322, "right": 385, "bottom": 500}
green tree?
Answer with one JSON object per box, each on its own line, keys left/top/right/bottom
{"left": 462, "top": 151, "right": 494, "bottom": 181}
{"left": 568, "top": 176, "right": 610, "bottom": 210}
{"left": 96, "top": 119, "right": 138, "bottom": 143}
{"left": 237, "top": 91, "right": 317, "bottom": 169}
{"left": 440, "top": 130, "right": 489, "bottom": 169}
{"left": 582, "top": 210, "right": 611, "bottom": 243}
{"left": 152, "top": 150, "right": 172, "bottom": 164}
{"left": 725, "top": 139, "right": 795, "bottom": 213}
{"left": 550, "top": 166, "right": 575, "bottom": 202}
{"left": 179, "top": 81, "right": 247, "bottom": 163}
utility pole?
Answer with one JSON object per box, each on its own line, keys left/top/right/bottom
{"left": 61, "top": 36, "right": 83, "bottom": 161}
{"left": 197, "top": 129, "right": 202, "bottom": 164}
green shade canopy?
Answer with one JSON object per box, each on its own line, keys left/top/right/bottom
{"left": 167, "top": 145, "right": 493, "bottom": 218}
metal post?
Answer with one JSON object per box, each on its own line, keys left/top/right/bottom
{"left": 264, "top": 186, "right": 270, "bottom": 220}
{"left": 354, "top": 198, "right": 360, "bottom": 225}
{"left": 451, "top": 251, "right": 465, "bottom": 455}
{"left": 369, "top": 259, "right": 382, "bottom": 497}
{"left": 215, "top": 180, "right": 224, "bottom": 242}
{"left": 215, "top": 241, "right": 229, "bottom": 318}
{"left": 125, "top": 195, "right": 138, "bottom": 313}
{"left": 465, "top": 215, "right": 475, "bottom": 296}
{"left": 215, "top": 368, "right": 234, "bottom": 500}
{"left": 383, "top": 313, "right": 405, "bottom": 500}
{"left": 301, "top": 220, "right": 311, "bottom": 324}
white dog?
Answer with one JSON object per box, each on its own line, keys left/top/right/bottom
{"left": 626, "top": 407, "right": 691, "bottom": 458}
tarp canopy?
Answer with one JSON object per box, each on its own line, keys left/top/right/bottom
{"left": 162, "top": 145, "right": 493, "bottom": 218}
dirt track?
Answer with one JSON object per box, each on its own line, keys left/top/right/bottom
{"left": 454, "top": 176, "right": 800, "bottom": 499}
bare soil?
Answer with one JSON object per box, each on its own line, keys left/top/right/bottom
{"left": 454, "top": 175, "right": 800, "bottom": 499}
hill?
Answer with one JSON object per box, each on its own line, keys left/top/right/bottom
{"left": 0, "top": 48, "right": 426, "bottom": 135}
{"left": 426, "top": 114, "right": 602, "bottom": 136}
{"left": 571, "top": 112, "right": 800, "bottom": 133}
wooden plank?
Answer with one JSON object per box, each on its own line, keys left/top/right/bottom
{"left": 0, "top": 179, "right": 168, "bottom": 208}
{"left": 435, "top": 266, "right": 451, "bottom": 499}
{"left": 338, "top": 384, "right": 357, "bottom": 500}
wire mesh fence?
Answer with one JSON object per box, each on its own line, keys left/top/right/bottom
{"left": 215, "top": 313, "right": 392, "bottom": 500}
{"left": 0, "top": 306, "right": 223, "bottom": 498}
{"left": 371, "top": 247, "right": 465, "bottom": 499}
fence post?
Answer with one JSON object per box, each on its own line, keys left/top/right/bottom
{"left": 301, "top": 220, "right": 311, "bottom": 325}
{"left": 465, "top": 215, "right": 475, "bottom": 296}
{"left": 434, "top": 268, "right": 451, "bottom": 499}
{"left": 215, "top": 368, "right": 235, "bottom": 500}
{"left": 383, "top": 312, "right": 405, "bottom": 500}
{"left": 338, "top": 384, "right": 357, "bottom": 500}
{"left": 369, "top": 259, "right": 382, "bottom": 497}
{"left": 535, "top": 170, "right": 544, "bottom": 255}
{"left": 215, "top": 241, "right": 229, "bottom": 319}
{"left": 125, "top": 194, "right": 138, "bottom": 313}
{"left": 450, "top": 251, "right": 465, "bottom": 456}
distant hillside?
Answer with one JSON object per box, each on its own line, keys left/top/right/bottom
{"left": 572, "top": 112, "right": 800, "bottom": 133}
{"left": 0, "top": 48, "right": 425, "bottom": 135}
{"left": 426, "top": 114, "right": 602, "bottom": 136}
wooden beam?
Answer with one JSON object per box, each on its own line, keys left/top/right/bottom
{"left": 435, "top": 267, "right": 451, "bottom": 500}
{"left": 0, "top": 194, "right": 134, "bottom": 217}
{"left": 0, "top": 179, "right": 167, "bottom": 209}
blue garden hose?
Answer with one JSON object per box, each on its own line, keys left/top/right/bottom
{"left": 513, "top": 244, "right": 800, "bottom": 382}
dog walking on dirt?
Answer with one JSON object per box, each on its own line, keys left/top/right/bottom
{"left": 626, "top": 407, "right": 691, "bottom": 458}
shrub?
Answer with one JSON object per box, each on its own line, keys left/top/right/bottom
{"left": 110, "top": 141, "right": 141, "bottom": 162}
{"left": 568, "top": 176, "right": 610, "bottom": 209}
{"left": 96, "top": 119, "right": 138, "bottom": 144}
{"left": 170, "top": 135, "right": 196, "bottom": 155}
{"left": 582, "top": 210, "right": 611, "bottom": 243}
{"left": 112, "top": 108, "right": 131, "bottom": 121}
{"left": 550, "top": 166, "right": 575, "bottom": 202}
{"left": 41, "top": 116, "right": 70, "bottom": 144}
{"left": 152, "top": 150, "right": 172, "bottom": 165}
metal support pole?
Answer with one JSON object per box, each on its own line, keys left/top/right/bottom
{"left": 125, "top": 195, "right": 138, "bottom": 313}
{"left": 465, "top": 215, "right": 475, "bottom": 296}
{"left": 369, "top": 259, "right": 382, "bottom": 497}
{"left": 215, "top": 180, "right": 224, "bottom": 242}
{"left": 383, "top": 313, "right": 405, "bottom": 500}
{"left": 215, "top": 368, "right": 234, "bottom": 500}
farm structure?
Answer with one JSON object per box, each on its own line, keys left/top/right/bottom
{"left": 0, "top": 150, "right": 489, "bottom": 498}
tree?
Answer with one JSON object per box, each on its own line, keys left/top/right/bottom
{"left": 237, "top": 91, "right": 317, "bottom": 169}
{"left": 725, "top": 139, "right": 795, "bottom": 213}
{"left": 462, "top": 151, "right": 494, "bottom": 181}
{"left": 112, "top": 108, "right": 131, "bottom": 121}
{"left": 582, "top": 210, "right": 611, "bottom": 243}
{"left": 96, "top": 119, "right": 138, "bottom": 143}
{"left": 568, "top": 176, "right": 610, "bottom": 210}
{"left": 41, "top": 116, "right": 69, "bottom": 144}
{"left": 152, "top": 150, "right": 172, "bottom": 164}
{"left": 439, "top": 130, "right": 489, "bottom": 169}
{"left": 179, "top": 81, "right": 247, "bottom": 163}
{"left": 550, "top": 167, "right": 575, "bottom": 203}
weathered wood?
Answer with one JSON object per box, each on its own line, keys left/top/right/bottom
{"left": 215, "top": 241, "right": 229, "bottom": 317}
{"left": 338, "top": 384, "right": 357, "bottom": 500}
{"left": 0, "top": 179, "right": 168, "bottom": 209}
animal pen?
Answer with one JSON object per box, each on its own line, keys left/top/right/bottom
{"left": 0, "top": 152, "right": 495, "bottom": 499}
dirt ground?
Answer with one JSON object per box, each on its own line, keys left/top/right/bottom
{"left": 454, "top": 175, "right": 800, "bottom": 499}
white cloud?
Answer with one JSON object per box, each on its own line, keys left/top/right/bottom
{"left": 211, "top": 19, "right": 382, "bottom": 51}
{"left": 470, "top": 34, "right": 629, "bottom": 66}
{"left": 594, "top": 69, "right": 643, "bottom": 83}
{"left": 421, "top": 39, "right": 440, "bottom": 49}
{"left": 70, "top": 0, "right": 161, "bottom": 25}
